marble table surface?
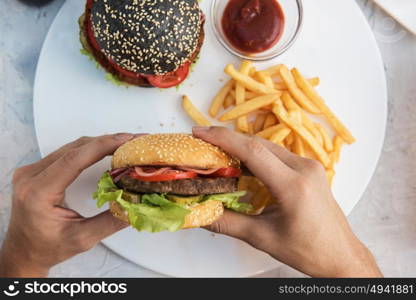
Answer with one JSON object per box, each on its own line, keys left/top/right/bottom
{"left": 1, "top": 0, "right": 415, "bottom": 277}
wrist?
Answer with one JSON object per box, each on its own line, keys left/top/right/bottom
{"left": 330, "top": 243, "right": 382, "bottom": 278}
{"left": 0, "top": 239, "right": 49, "bottom": 278}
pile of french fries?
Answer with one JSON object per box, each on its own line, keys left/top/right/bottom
{"left": 182, "top": 60, "right": 355, "bottom": 208}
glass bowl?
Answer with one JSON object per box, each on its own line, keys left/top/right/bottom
{"left": 211, "top": 0, "right": 303, "bottom": 61}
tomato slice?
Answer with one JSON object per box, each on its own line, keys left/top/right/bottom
{"left": 129, "top": 170, "right": 197, "bottom": 182}
{"left": 209, "top": 168, "right": 242, "bottom": 178}
{"left": 146, "top": 62, "right": 190, "bottom": 88}
{"left": 86, "top": 0, "right": 93, "bottom": 10}
{"left": 86, "top": 12, "right": 102, "bottom": 52}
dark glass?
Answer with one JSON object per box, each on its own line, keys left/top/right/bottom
{"left": 17, "top": 0, "right": 56, "bottom": 7}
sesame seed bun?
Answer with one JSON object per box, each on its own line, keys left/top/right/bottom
{"left": 79, "top": 10, "right": 204, "bottom": 87}
{"left": 90, "top": 0, "right": 203, "bottom": 75}
{"left": 110, "top": 199, "right": 224, "bottom": 229}
{"left": 112, "top": 133, "right": 240, "bottom": 169}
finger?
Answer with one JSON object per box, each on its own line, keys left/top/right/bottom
{"left": 255, "top": 138, "right": 307, "bottom": 171}
{"left": 26, "top": 137, "right": 93, "bottom": 176}
{"left": 204, "top": 209, "right": 257, "bottom": 242}
{"left": 35, "top": 133, "right": 134, "bottom": 193}
{"left": 260, "top": 202, "right": 279, "bottom": 214}
{"left": 193, "top": 126, "right": 297, "bottom": 192}
{"left": 30, "top": 134, "right": 147, "bottom": 176}
{"left": 51, "top": 206, "right": 85, "bottom": 221}
{"left": 81, "top": 210, "right": 128, "bottom": 243}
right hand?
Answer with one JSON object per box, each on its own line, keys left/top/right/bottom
{"left": 193, "top": 126, "right": 382, "bottom": 278}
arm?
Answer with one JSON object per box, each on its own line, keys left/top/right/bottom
{"left": 194, "top": 126, "right": 382, "bottom": 278}
{"left": 0, "top": 133, "right": 136, "bottom": 277}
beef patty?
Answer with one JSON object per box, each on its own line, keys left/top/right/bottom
{"left": 117, "top": 175, "right": 238, "bottom": 196}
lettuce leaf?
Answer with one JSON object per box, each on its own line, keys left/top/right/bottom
{"left": 117, "top": 194, "right": 191, "bottom": 232}
{"left": 80, "top": 48, "right": 130, "bottom": 87}
{"left": 93, "top": 172, "right": 123, "bottom": 208}
{"left": 93, "top": 173, "right": 190, "bottom": 232}
{"left": 92, "top": 173, "right": 251, "bottom": 233}
{"left": 80, "top": 48, "right": 100, "bottom": 69}
{"left": 204, "top": 191, "right": 252, "bottom": 213}
{"left": 105, "top": 73, "right": 131, "bottom": 87}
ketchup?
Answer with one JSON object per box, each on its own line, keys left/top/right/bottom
{"left": 222, "top": 0, "right": 285, "bottom": 54}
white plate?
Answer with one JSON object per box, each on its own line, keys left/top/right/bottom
{"left": 374, "top": 0, "right": 416, "bottom": 35}
{"left": 34, "top": 0, "right": 387, "bottom": 277}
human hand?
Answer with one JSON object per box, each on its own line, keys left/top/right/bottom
{"left": 193, "top": 126, "right": 381, "bottom": 278}
{"left": 0, "top": 134, "right": 136, "bottom": 277}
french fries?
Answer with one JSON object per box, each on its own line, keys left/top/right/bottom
{"left": 285, "top": 132, "right": 295, "bottom": 146}
{"left": 272, "top": 100, "right": 331, "bottom": 167}
{"left": 235, "top": 61, "right": 252, "bottom": 133}
{"left": 219, "top": 93, "right": 281, "bottom": 122}
{"left": 248, "top": 122, "right": 255, "bottom": 135}
{"left": 270, "top": 126, "right": 291, "bottom": 146}
{"left": 225, "top": 64, "right": 277, "bottom": 94}
{"left": 256, "top": 72, "right": 274, "bottom": 89}
{"left": 281, "top": 92, "right": 325, "bottom": 145}
{"left": 309, "top": 77, "right": 320, "bottom": 87}
{"left": 258, "top": 64, "right": 282, "bottom": 76}
{"left": 223, "top": 94, "right": 235, "bottom": 109}
{"left": 253, "top": 113, "right": 267, "bottom": 133}
{"left": 230, "top": 90, "right": 259, "bottom": 101}
{"left": 182, "top": 61, "right": 355, "bottom": 188}
{"left": 293, "top": 135, "right": 305, "bottom": 157}
{"left": 274, "top": 82, "right": 286, "bottom": 90}
{"left": 291, "top": 68, "right": 355, "bottom": 144}
{"left": 315, "top": 123, "right": 334, "bottom": 152}
{"left": 263, "top": 113, "right": 277, "bottom": 129}
{"left": 326, "top": 169, "right": 335, "bottom": 185}
{"left": 182, "top": 95, "right": 211, "bottom": 126}
{"left": 279, "top": 65, "right": 320, "bottom": 114}
{"left": 209, "top": 79, "right": 233, "bottom": 117}
{"left": 313, "top": 123, "right": 324, "bottom": 146}
{"left": 289, "top": 109, "right": 302, "bottom": 124}
{"left": 333, "top": 136, "right": 344, "bottom": 163}
{"left": 275, "top": 77, "right": 320, "bottom": 90}
{"left": 281, "top": 91, "right": 299, "bottom": 110}
{"left": 256, "top": 124, "right": 286, "bottom": 139}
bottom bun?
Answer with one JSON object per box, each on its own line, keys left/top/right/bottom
{"left": 110, "top": 200, "right": 224, "bottom": 229}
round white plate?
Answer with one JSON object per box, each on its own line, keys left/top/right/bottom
{"left": 34, "top": 0, "right": 387, "bottom": 277}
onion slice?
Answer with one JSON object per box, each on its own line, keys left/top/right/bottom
{"left": 179, "top": 167, "right": 220, "bottom": 175}
{"left": 109, "top": 167, "right": 128, "bottom": 178}
{"left": 133, "top": 166, "right": 171, "bottom": 177}
{"left": 110, "top": 168, "right": 130, "bottom": 183}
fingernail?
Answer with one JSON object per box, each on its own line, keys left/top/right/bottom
{"left": 114, "top": 133, "right": 134, "bottom": 141}
{"left": 192, "top": 126, "right": 209, "bottom": 134}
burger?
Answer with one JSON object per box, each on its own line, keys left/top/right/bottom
{"left": 93, "top": 134, "right": 251, "bottom": 233}
{"left": 79, "top": 0, "right": 204, "bottom": 88}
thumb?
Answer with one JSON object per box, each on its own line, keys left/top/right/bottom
{"left": 204, "top": 209, "right": 257, "bottom": 243}
{"left": 81, "top": 210, "right": 129, "bottom": 244}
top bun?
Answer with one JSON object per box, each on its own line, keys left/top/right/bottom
{"left": 90, "top": 0, "right": 202, "bottom": 75}
{"left": 112, "top": 134, "right": 239, "bottom": 169}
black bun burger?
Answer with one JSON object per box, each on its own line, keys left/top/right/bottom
{"left": 79, "top": 0, "right": 204, "bottom": 88}
{"left": 93, "top": 134, "right": 252, "bottom": 233}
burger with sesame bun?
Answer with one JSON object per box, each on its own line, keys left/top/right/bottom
{"left": 93, "top": 134, "right": 251, "bottom": 233}
{"left": 79, "top": 0, "right": 204, "bottom": 88}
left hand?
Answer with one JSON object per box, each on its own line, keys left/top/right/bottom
{"left": 0, "top": 133, "right": 135, "bottom": 277}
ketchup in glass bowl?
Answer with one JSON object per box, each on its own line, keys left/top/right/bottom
{"left": 212, "top": 0, "right": 303, "bottom": 61}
